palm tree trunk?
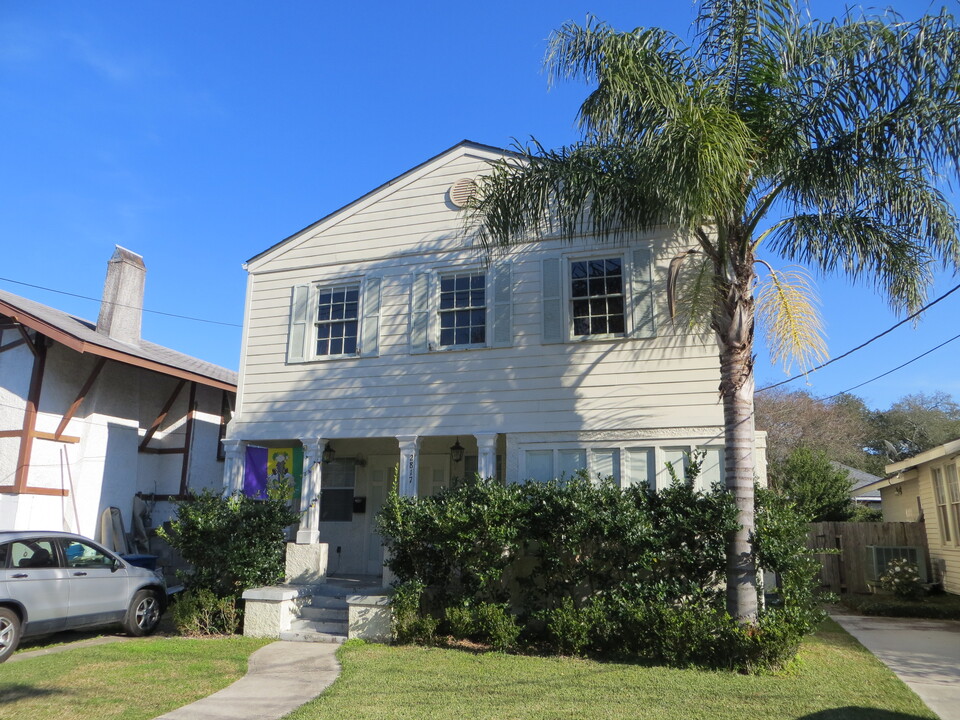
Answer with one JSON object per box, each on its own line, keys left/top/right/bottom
{"left": 716, "top": 257, "right": 759, "bottom": 624}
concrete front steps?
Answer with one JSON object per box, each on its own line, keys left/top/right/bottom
{"left": 277, "top": 575, "right": 385, "bottom": 644}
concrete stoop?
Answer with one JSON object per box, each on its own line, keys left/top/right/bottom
{"left": 244, "top": 575, "right": 391, "bottom": 644}
{"left": 280, "top": 589, "right": 350, "bottom": 644}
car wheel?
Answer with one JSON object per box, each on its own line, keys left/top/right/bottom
{"left": 124, "top": 590, "right": 162, "bottom": 636}
{"left": 0, "top": 608, "right": 22, "bottom": 663}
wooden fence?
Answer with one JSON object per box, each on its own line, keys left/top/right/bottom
{"left": 805, "top": 522, "right": 929, "bottom": 594}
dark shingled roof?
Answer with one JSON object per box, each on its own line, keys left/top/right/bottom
{"left": 0, "top": 288, "right": 236, "bottom": 390}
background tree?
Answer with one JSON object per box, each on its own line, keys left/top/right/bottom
{"left": 755, "top": 388, "right": 873, "bottom": 470}
{"left": 866, "top": 391, "right": 960, "bottom": 463}
{"left": 468, "top": 0, "right": 960, "bottom": 622}
{"left": 769, "top": 446, "right": 855, "bottom": 521}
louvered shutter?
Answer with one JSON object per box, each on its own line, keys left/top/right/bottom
{"left": 542, "top": 258, "right": 563, "bottom": 343}
{"left": 361, "top": 276, "right": 381, "bottom": 357}
{"left": 410, "top": 272, "right": 430, "bottom": 353}
{"left": 631, "top": 248, "right": 656, "bottom": 338}
{"left": 491, "top": 262, "right": 512, "bottom": 347}
{"left": 286, "top": 284, "right": 310, "bottom": 362}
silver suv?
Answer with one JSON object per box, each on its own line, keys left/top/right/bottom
{"left": 0, "top": 531, "right": 167, "bottom": 662}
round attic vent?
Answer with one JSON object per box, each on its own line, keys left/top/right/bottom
{"left": 448, "top": 177, "right": 477, "bottom": 208}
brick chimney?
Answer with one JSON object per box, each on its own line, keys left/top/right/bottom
{"left": 97, "top": 246, "right": 146, "bottom": 344}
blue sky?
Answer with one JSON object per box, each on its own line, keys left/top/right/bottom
{"left": 2, "top": 0, "right": 958, "bottom": 411}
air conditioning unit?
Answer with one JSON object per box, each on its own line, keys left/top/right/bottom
{"left": 865, "top": 546, "right": 928, "bottom": 583}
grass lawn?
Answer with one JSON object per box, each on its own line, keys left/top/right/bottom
{"left": 0, "top": 635, "right": 270, "bottom": 720}
{"left": 282, "top": 619, "right": 937, "bottom": 720}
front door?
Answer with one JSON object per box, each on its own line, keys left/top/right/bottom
{"left": 364, "top": 456, "right": 394, "bottom": 576}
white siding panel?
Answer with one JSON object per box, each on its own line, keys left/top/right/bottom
{"left": 236, "top": 145, "right": 723, "bottom": 445}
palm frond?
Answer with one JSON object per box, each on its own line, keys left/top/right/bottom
{"left": 755, "top": 264, "right": 827, "bottom": 374}
{"left": 668, "top": 249, "right": 716, "bottom": 330}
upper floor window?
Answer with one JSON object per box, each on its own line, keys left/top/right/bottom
{"left": 286, "top": 277, "right": 381, "bottom": 363}
{"left": 541, "top": 247, "right": 654, "bottom": 344}
{"left": 571, "top": 258, "right": 625, "bottom": 337}
{"left": 315, "top": 284, "right": 359, "bottom": 356}
{"left": 439, "top": 272, "right": 486, "bottom": 347}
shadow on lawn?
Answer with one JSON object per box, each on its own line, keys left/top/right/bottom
{"left": 0, "top": 683, "right": 62, "bottom": 704}
{"left": 799, "top": 709, "right": 933, "bottom": 720}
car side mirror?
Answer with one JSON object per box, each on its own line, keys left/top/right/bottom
{"left": 111, "top": 558, "right": 121, "bottom": 573}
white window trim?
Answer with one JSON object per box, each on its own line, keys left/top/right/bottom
{"left": 431, "top": 266, "right": 490, "bottom": 352}
{"left": 564, "top": 251, "right": 628, "bottom": 342}
{"left": 312, "top": 279, "right": 363, "bottom": 359}
{"left": 932, "top": 467, "right": 952, "bottom": 545}
{"left": 515, "top": 441, "right": 724, "bottom": 491}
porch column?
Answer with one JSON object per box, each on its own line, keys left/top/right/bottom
{"left": 297, "top": 437, "right": 325, "bottom": 544}
{"left": 475, "top": 433, "right": 497, "bottom": 480}
{"left": 396, "top": 435, "right": 421, "bottom": 497}
{"left": 221, "top": 439, "right": 246, "bottom": 496}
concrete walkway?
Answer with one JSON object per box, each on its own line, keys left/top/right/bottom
{"left": 153, "top": 641, "right": 341, "bottom": 720}
{"left": 831, "top": 613, "right": 960, "bottom": 720}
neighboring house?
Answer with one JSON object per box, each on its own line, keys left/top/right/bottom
{"left": 0, "top": 247, "right": 236, "bottom": 550}
{"left": 859, "top": 439, "right": 960, "bottom": 594}
{"left": 223, "top": 141, "right": 767, "bottom": 578}
{"left": 837, "top": 462, "right": 882, "bottom": 510}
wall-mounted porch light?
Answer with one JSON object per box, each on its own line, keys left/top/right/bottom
{"left": 450, "top": 438, "right": 465, "bottom": 464}
{"left": 322, "top": 442, "right": 336, "bottom": 464}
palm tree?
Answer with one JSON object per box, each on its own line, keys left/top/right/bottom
{"left": 467, "top": 0, "right": 960, "bottom": 622}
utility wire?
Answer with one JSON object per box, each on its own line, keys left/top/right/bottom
{"left": 0, "top": 276, "right": 242, "bottom": 328}
{"left": 756, "top": 280, "right": 960, "bottom": 393}
{"left": 822, "top": 332, "right": 960, "bottom": 400}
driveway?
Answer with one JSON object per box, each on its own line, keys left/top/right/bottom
{"left": 831, "top": 613, "right": 960, "bottom": 720}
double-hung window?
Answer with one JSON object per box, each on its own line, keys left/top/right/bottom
{"left": 933, "top": 467, "right": 952, "bottom": 544}
{"left": 438, "top": 272, "right": 486, "bottom": 347}
{"left": 286, "top": 277, "right": 381, "bottom": 363}
{"left": 315, "top": 284, "right": 359, "bottom": 356}
{"left": 409, "top": 262, "right": 512, "bottom": 353}
{"left": 320, "top": 459, "right": 356, "bottom": 522}
{"left": 946, "top": 463, "right": 960, "bottom": 546}
{"left": 571, "top": 258, "right": 625, "bottom": 337}
{"left": 541, "top": 247, "right": 655, "bottom": 344}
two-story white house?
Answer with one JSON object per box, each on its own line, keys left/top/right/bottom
{"left": 224, "top": 141, "right": 763, "bottom": 579}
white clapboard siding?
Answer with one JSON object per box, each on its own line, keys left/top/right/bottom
{"left": 234, "top": 143, "right": 724, "bottom": 440}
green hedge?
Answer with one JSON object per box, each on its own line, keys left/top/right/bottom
{"left": 377, "top": 462, "right": 822, "bottom": 672}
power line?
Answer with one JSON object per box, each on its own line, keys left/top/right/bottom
{"left": 823, "top": 332, "right": 960, "bottom": 400}
{"left": 756, "top": 280, "right": 960, "bottom": 393}
{"left": 0, "top": 276, "right": 242, "bottom": 328}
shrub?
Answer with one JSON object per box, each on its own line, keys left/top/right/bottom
{"left": 171, "top": 589, "right": 241, "bottom": 636}
{"left": 769, "top": 446, "right": 854, "bottom": 521}
{"left": 377, "top": 458, "right": 821, "bottom": 671}
{"left": 879, "top": 558, "right": 925, "bottom": 600}
{"left": 158, "top": 480, "right": 301, "bottom": 600}
{"left": 474, "top": 603, "right": 521, "bottom": 652}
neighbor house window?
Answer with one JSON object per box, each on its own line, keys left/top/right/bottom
{"left": 946, "top": 463, "right": 960, "bottom": 546}
{"left": 438, "top": 271, "right": 486, "bottom": 347}
{"left": 316, "top": 284, "right": 359, "bottom": 356}
{"left": 933, "top": 467, "right": 952, "bottom": 544}
{"left": 571, "top": 258, "right": 625, "bottom": 336}
{"left": 320, "top": 459, "right": 355, "bottom": 522}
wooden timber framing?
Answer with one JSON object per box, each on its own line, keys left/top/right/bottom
{"left": 2, "top": 331, "right": 67, "bottom": 497}
{"left": 12, "top": 331, "right": 45, "bottom": 492}
{"left": 0, "top": 430, "right": 79, "bottom": 443}
{"left": 139, "top": 379, "right": 186, "bottom": 452}
{"left": 138, "top": 379, "right": 197, "bottom": 499}
{"left": 55, "top": 357, "right": 106, "bottom": 440}
{"left": 179, "top": 381, "right": 198, "bottom": 496}
{"left": 0, "top": 337, "right": 27, "bottom": 354}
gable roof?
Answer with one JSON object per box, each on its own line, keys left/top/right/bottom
{"left": 0, "top": 288, "right": 236, "bottom": 391}
{"left": 245, "top": 139, "right": 512, "bottom": 271}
